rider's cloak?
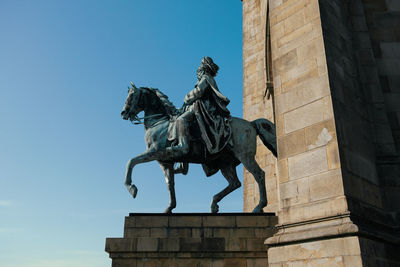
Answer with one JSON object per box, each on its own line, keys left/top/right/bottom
{"left": 190, "top": 73, "right": 232, "bottom": 155}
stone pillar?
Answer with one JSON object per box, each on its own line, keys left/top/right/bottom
{"left": 243, "top": 0, "right": 279, "bottom": 214}
{"left": 242, "top": 0, "right": 400, "bottom": 266}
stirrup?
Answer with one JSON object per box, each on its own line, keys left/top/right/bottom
{"left": 174, "top": 162, "right": 189, "bottom": 175}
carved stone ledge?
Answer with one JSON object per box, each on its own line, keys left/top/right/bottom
{"left": 265, "top": 213, "right": 360, "bottom": 246}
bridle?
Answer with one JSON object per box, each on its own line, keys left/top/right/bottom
{"left": 128, "top": 88, "right": 164, "bottom": 125}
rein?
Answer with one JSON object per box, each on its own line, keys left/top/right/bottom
{"left": 128, "top": 87, "right": 172, "bottom": 127}
{"left": 130, "top": 113, "right": 165, "bottom": 125}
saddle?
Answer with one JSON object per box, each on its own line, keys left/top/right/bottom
{"left": 167, "top": 116, "right": 234, "bottom": 177}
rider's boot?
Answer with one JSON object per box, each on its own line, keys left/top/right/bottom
{"left": 174, "top": 162, "right": 189, "bottom": 175}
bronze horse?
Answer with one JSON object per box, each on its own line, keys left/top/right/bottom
{"left": 121, "top": 84, "right": 277, "bottom": 213}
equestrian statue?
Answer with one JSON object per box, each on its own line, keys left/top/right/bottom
{"left": 120, "top": 57, "right": 277, "bottom": 213}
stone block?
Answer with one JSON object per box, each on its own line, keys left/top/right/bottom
{"left": 150, "top": 227, "right": 167, "bottom": 238}
{"left": 203, "top": 216, "right": 236, "bottom": 227}
{"left": 217, "top": 228, "right": 255, "bottom": 238}
{"left": 136, "top": 238, "right": 158, "bottom": 252}
{"left": 125, "top": 216, "right": 135, "bottom": 227}
{"left": 169, "top": 216, "right": 202, "bottom": 227}
{"left": 246, "top": 258, "right": 267, "bottom": 267}
{"left": 288, "top": 147, "right": 328, "bottom": 180}
{"left": 278, "top": 158, "right": 289, "bottom": 183}
{"left": 284, "top": 98, "right": 331, "bottom": 134}
{"left": 276, "top": 75, "right": 330, "bottom": 115}
{"left": 221, "top": 258, "right": 246, "bottom": 267}
{"left": 297, "top": 36, "right": 325, "bottom": 64}
{"left": 278, "top": 23, "right": 314, "bottom": 56}
{"left": 255, "top": 227, "right": 276, "bottom": 237}
{"left": 188, "top": 238, "right": 226, "bottom": 252}
{"left": 159, "top": 238, "right": 179, "bottom": 252}
{"left": 135, "top": 216, "right": 168, "bottom": 227}
{"left": 167, "top": 228, "right": 191, "bottom": 237}
{"left": 271, "top": 21, "right": 285, "bottom": 41}
{"left": 284, "top": 9, "right": 305, "bottom": 34}
{"left": 124, "top": 228, "right": 150, "bottom": 238}
{"left": 309, "top": 169, "right": 344, "bottom": 202}
{"left": 268, "top": 236, "right": 362, "bottom": 264}
{"left": 236, "top": 215, "right": 275, "bottom": 227}
{"left": 343, "top": 256, "right": 363, "bottom": 266}
{"left": 361, "top": 180, "right": 383, "bottom": 208}
{"left": 113, "top": 259, "right": 138, "bottom": 267}
{"left": 281, "top": 59, "right": 318, "bottom": 87}
{"left": 304, "top": 119, "right": 336, "bottom": 150}
{"left": 246, "top": 238, "right": 268, "bottom": 251}
{"left": 343, "top": 151, "right": 379, "bottom": 185}
{"left": 327, "top": 141, "right": 341, "bottom": 170}
{"left": 276, "top": 0, "right": 307, "bottom": 23}
{"left": 287, "top": 256, "right": 345, "bottom": 266}
{"left": 386, "top": 0, "right": 400, "bottom": 11}
{"left": 276, "top": 113, "right": 285, "bottom": 138}
{"left": 225, "top": 237, "right": 245, "bottom": 251}
{"left": 273, "top": 49, "right": 298, "bottom": 75}
{"left": 280, "top": 178, "right": 310, "bottom": 207}
{"left": 211, "top": 258, "right": 225, "bottom": 267}
{"left": 277, "top": 129, "right": 306, "bottom": 158}
{"left": 178, "top": 237, "right": 203, "bottom": 251}
{"left": 212, "top": 228, "right": 231, "bottom": 238}
{"left": 280, "top": 196, "right": 348, "bottom": 223}
{"left": 105, "top": 238, "right": 136, "bottom": 252}
{"left": 304, "top": 0, "right": 320, "bottom": 22}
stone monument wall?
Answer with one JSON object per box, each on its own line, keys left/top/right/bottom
{"left": 242, "top": 0, "right": 399, "bottom": 266}
{"left": 360, "top": 0, "right": 400, "bottom": 212}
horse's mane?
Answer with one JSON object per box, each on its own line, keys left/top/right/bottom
{"left": 142, "top": 87, "right": 178, "bottom": 116}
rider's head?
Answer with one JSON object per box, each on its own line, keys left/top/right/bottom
{"left": 197, "top": 56, "right": 219, "bottom": 79}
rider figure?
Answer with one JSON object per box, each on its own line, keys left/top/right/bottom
{"left": 167, "top": 57, "right": 231, "bottom": 161}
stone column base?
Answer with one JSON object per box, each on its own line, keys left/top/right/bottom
{"left": 106, "top": 213, "right": 277, "bottom": 267}
{"left": 265, "top": 214, "right": 400, "bottom": 266}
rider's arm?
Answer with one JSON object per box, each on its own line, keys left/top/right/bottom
{"left": 184, "top": 77, "right": 208, "bottom": 105}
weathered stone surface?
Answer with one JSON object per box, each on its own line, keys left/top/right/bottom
{"left": 169, "top": 216, "right": 202, "bottom": 227}
{"left": 243, "top": 0, "right": 400, "bottom": 266}
{"left": 284, "top": 98, "right": 333, "bottom": 134}
{"left": 106, "top": 214, "right": 277, "bottom": 266}
{"left": 288, "top": 147, "right": 328, "bottom": 180}
{"left": 243, "top": 0, "right": 278, "bottom": 213}
{"left": 268, "top": 237, "right": 362, "bottom": 264}
{"left": 309, "top": 169, "right": 344, "bottom": 201}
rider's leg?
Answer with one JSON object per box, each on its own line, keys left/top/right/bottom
{"left": 176, "top": 115, "right": 190, "bottom": 155}
{"left": 167, "top": 109, "right": 194, "bottom": 157}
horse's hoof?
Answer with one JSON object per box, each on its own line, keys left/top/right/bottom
{"left": 164, "top": 208, "right": 173, "bottom": 214}
{"left": 127, "top": 185, "right": 138, "bottom": 198}
{"left": 211, "top": 203, "right": 219, "bottom": 213}
{"left": 252, "top": 205, "right": 265, "bottom": 213}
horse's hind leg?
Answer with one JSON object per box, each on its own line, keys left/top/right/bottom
{"left": 210, "top": 164, "right": 241, "bottom": 213}
{"left": 160, "top": 163, "right": 176, "bottom": 213}
{"left": 241, "top": 156, "right": 267, "bottom": 213}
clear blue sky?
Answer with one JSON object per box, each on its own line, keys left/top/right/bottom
{"left": 0, "top": 1, "right": 243, "bottom": 266}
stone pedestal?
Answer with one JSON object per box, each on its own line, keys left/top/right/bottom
{"left": 105, "top": 213, "right": 277, "bottom": 267}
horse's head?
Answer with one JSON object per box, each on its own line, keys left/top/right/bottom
{"left": 121, "top": 82, "right": 144, "bottom": 121}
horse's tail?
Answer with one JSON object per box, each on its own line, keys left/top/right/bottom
{"left": 251, "top": 118, "right": 277, "bottom": 157}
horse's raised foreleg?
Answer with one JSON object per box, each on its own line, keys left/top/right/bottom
{"left": 210, "top": 165, "right": 241, "bottom": 213}
{"left": 124, "top": 150, "right": 161, "bottom": 198}
{"left": 160, "top": 163, "right": 176, "bottom": 213}
{"left": 241, "top": 156, "right": 267, "bottom": 213}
